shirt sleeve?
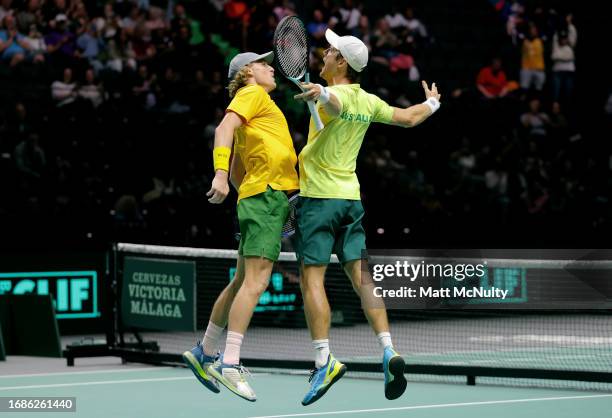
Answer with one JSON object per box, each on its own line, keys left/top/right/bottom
{"left": 226, "top": 84, "right": 266, "bottom": 123}
{"left": 369, "top": 93, "right": 394, "bottom": 124}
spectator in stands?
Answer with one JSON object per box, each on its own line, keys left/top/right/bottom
{"left": 273, "top": 0, "right": 296, "bottom": 22}
{"left": 520, "top": 23, "right": 545, "bottom": 91}
{"left": 69, "top": 0, "right": 89, "bottom": 25}
{"left": 51, "top": 66, "right": 77, "bottom": 107}
{"left": 336, "top": 0, "right": 361, "bottom": 35}
{"left": 0, "top": 14, "right": 38, "bottom": 67}
{"left": 399, "top": 7, "right": 428, "bottom": 49}
{"left": 131, "top": 20, "right": 156, "bottom": 63}
{"left": 520, "top": 98, "right": 549, "bottom": 137}
{"left": 94, "top": 2, "right": 121, "bottom": 40}
{"left": 24, "top": 23, "right": 47, "bottom": 62}
{"left": 145, "top": 6, "right": 166, "bottom": 32}
{"left": 78, "top": 68, "right": 104, "bottom": 108}
{"left": 384, "top": 5, "right": 407, "bottom": 32}
{"left": 505, "top": 0, "right": 525, "bottom": 44}
{"left": 77, "top": 22, "right": 103, "bottom": 73}
{"left": 0, "top": 0, "right": 12, "bottom": 23}
{"left": 354, "top": 15, "right": 372, "bottom": 51}
{"left": 476, "top": 58, "right": 513, "bottom": 99}
{"left": 307, "top": 9, "right": 327, "bottom": 48}
{"left": 132, "top": 63, "right": 156, "bottom": 109}
{"left": 104, "top": 30, "right": 136, "bottom": 72}
{"left": 223, "top": 0, "right": 249, "bottom": 46}
{"left": 171, "top": 3, "right": 190, "bottom": 33}
{"left": 122, "top": 4, "right": 142, "bottom": 36}
{"left": 16, "top": 0, "right": 41, "bottom": 34}
{"left": 45, "top": 14, "right": 77, "bottom": 65}
{"left": 42, "top": 0, "right": 68, "bottom": 23}
{"left": 551, "top": 15, "right": 577, "bottom": 104}
{"left": 370, "top": 17, "right": 399, "bottom": 66}
{"left": 548, "top": 101, "right": 569, "bottom": 141}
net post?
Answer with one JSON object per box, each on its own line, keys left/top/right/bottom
{"left": 104, "top": 242, "right": 117, "bottom": 348}
{"left": 467, "top": 375, "right": 476, "bottom": 386}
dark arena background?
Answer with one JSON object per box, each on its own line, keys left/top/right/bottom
{"left": 1, "top": 1, "right": 612, "bottom": 418}
{"left": 0, "top": 0, "right": 610, "bottom": 251}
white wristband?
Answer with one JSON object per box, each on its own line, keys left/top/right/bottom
{"left": 317, "top": 84, "right": 330, "bottom": 105}
{"left": 423, "top": 97, "right": 440, "bottom": 114}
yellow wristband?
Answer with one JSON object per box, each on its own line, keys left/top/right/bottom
{"left": 213, "top": 146, "right": 231, "bottom": 172}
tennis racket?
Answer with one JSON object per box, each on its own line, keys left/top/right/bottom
{"left": 234, "top": 193, "right": 299, "bottom": 241}
{"left": 273, "top": 15, "right": 324, "bottom": 132}
{"left": 281, "top": 193, "right": 299, "bottom": 238}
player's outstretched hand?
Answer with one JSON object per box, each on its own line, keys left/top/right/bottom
{"left": 207, "top": 171, "right": 230, "bottom": 204}
{"left": 294, "top": 82, "right": 322, "bottom": 102}
{"left": 422, "top": 81, "right": 441, "bottom": 102}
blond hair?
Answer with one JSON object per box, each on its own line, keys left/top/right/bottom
{"left": 228, "top": 64, "right": 252, "bottom": 98}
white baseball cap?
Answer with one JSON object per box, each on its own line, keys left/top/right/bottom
{"left": 325, "top": 29, "right": 368, "bottom": 72}
{"left": 228, "top": 51, "right": 274, "bottom": 79}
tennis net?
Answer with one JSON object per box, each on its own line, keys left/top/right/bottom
{"left": 80, "top": 243, "right": 612, "bottom": 391}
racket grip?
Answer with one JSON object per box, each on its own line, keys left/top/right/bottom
{"left": 307, "top": 100, "right": 324, "bottom": 131}
{"left": 304, "top": 73, "right": 324, "bottom": 132}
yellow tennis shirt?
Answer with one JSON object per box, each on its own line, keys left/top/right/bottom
{"left": 227, "top": 84, "right": 299, "bottom": 201}
{"left": 299, "top": 84, "right": 394, "bottom": 200}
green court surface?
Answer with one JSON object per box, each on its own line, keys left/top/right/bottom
{"left": 1, "top": 367, "right": 611, "bottom": 418}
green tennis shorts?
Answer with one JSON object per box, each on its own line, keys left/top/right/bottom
{"left": 237, "top": 187, "right": 289, "bottom": 262}
{"left": 294, "top": 197, "right": 367, "bottom": 265}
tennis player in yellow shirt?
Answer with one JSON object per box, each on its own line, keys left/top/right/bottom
{"left": 182, "top": 51, "right": 299, "bottom": 402}
{"left": 294, "top": 29, "right": 441, "bottom": 405}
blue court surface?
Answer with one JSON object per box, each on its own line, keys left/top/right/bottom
{"left": 1, "top": 357, "right": 611, "bottom": 418}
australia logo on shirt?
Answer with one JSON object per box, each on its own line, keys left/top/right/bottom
{"left": 340, "top": 111, "right": 372, "bottom": 123}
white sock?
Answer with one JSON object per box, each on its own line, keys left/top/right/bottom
{"left": 223, "top": 331, "right": 244, "bottom": 365}
{"left": 313, "top": 339, "right": 330, "bottom": 368}
{"left": 377, "top": 332, "right": 393, "bottom": 349}
{"left": 202, "top": 321, "right": 224, "bottom": 357}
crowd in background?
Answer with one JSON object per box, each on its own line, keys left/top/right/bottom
{"left": 0, "top": 0, "right": 609, "bottom": 250}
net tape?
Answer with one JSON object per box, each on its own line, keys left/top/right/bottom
{"left": 115, "top": 243, "right": 612, "bottom": 269}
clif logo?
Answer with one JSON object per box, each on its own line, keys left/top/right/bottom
{"left": 0, "top": 271, "right": 99, "bottom": 319}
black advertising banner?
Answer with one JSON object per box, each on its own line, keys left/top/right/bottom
{"left": 121, "top": 257, "right": 196, "bottom": 331}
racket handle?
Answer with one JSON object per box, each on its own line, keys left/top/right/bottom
{"left": 307, "top": 100, "right": 325, "bottom": 131}
{"left": 304, "top": 73, "right": 324, "bottom": 132}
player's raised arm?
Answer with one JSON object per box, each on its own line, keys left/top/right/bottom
{"left": 391, "top": 81, "right": 442, "bottom": 128}
{"left": 207, "top": 111, "right": 243, "bottom": 204}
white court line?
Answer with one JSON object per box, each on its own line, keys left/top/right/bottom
{"left": 0, "top": 367, "right": 169, "bottom": 379}
{"left": 248, "top": 394, "right": 612, "bottom": 418}
{"left": 0, "top": 376, "right": 193, "bottom": 390}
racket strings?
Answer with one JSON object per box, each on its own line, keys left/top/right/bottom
{"left": 274, "top": 17, "right": 308, "bottom": 79}
{"left": 281, "top": 194, "right": 299, "bottom": 238}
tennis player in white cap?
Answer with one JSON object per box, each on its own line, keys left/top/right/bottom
{"left": 294, "top": 29, "right": 441, "bottom": 405}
